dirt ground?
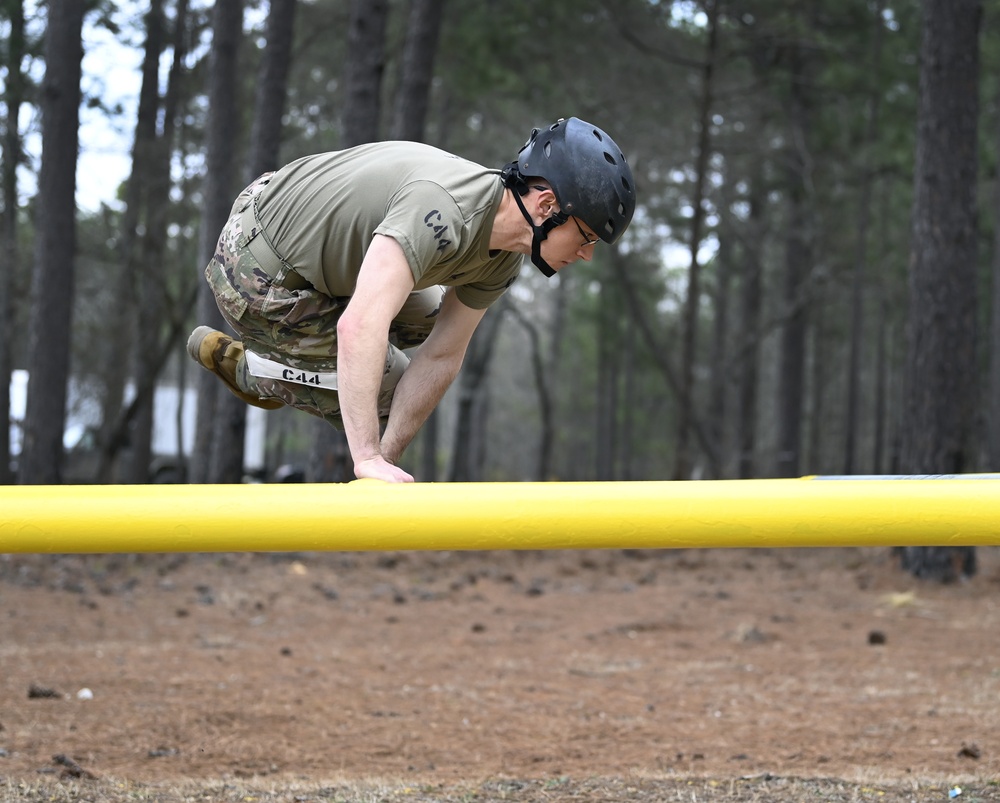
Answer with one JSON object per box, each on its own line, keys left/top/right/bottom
{"left": 1, "top": 546, "right": 999, "bottom": 800}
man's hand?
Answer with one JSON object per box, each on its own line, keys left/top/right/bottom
{"left": 353, "top": 455, "right": 414, "bottom": 483}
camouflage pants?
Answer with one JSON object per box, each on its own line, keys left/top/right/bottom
{"left": 205, "top": 173, "right": 443, "bottom": 428}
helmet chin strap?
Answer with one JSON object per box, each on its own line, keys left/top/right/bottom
{"left": 510, "top": 187, "right": 567, "bottom": 278}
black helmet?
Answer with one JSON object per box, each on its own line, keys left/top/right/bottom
{"left": 515, "top": 117, "right": 635, "bottom": 244}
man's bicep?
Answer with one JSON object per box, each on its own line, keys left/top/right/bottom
{"left": 347, "top": 234, "right": 417, "bottom": 327}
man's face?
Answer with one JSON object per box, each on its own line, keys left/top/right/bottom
{"left": 542, "top": 215, "right": 599, "bottom": 272}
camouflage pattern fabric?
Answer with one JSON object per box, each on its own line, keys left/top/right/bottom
{"left": 205, "top": 173, "right": 443, "bottom": 428}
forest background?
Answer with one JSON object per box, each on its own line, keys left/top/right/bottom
{"left": 0, "top": 2, "right": 995, "bottom": 512}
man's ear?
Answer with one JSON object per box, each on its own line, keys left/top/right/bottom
{"left": 533, "top": 187, "right": 559, "bottom": 218}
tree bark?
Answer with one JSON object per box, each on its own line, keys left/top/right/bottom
{"left": 342, "top": 0, "right": 388, "bottom": 147}
{"left": 190, "top": 0, "right": 245, "bottom": 484}
{"left": 674, "top": 0, "right": 718, "bottom": 480}
{"left": 448, "top": 301, "right": 506, "bottom": 482}
{"left": 843, "top": 0, "right": 886, "bottom": 475}
{"left": 126, "top": 0, "right": 192, "bottom": 484}
{"left": 988, "top": 79, "right": 1000, "bottom": 471}
{"left": 390, "top": 0, "right": 446, "bottom": 142}
{"left": 723, "top": 165, "right": 766, "bottom": 480}
{"left": 708, "top": 203, "right": 732, "bottom": 478}
{"left": 545, "top": 275, "right": 570, "bottom": 480}
{"left": 0, "top": 0, "right": 26, "bottom": 484}
{"left": 595, "top": 276, "right": 620, "bottom": 481}
{"left": 898, "top": 0, "right": 981, "bottom": 582}
{"left": 20, "top": 0, "right": 86, "bottom": 485}
{"left": 774, "top": 48, "right": 813, "bottom": 479}
{"left": 97, "top": 0, "right": 167, "bottom": 484}
{"left": 248, "top": 0, "right": 297, "bottom": 180}
{"left": 505, "top": 304, "right": 553, "bottom": 482}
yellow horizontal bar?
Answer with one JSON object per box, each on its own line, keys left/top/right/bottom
{"left": 1, "top": 478, "right": 999, "bottom": 554}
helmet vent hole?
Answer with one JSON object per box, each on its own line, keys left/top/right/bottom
{"left": 592, "top": 129, "right": 604, "bottom": 142}
{"left": 603, "top": 152, "right": 617, "bottom": 166}
{"left": 622, "top": 177, "right": 631, "bottom": 192}
{"left": 543, "top": 142, "right": 552, "bottom": 158}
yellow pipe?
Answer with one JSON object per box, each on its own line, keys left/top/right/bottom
{"left": 1, "top": 478, "right": 999, "bottom": 554}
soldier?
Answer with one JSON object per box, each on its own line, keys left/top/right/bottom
{"left": 188, "top": 117, "right": 636, "bottom": 482}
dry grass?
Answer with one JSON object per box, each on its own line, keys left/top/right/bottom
{"left": 3, "top": 775, "right": 998, "bottom": 803}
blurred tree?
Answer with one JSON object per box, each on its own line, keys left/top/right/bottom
{"left": 342, "top": 0, "right": 388, "bottom": 145}
{"left": 390, "top": 0, "right": 445, "bottom": 142}
{"left": 897, "top": 0, "right": 981, "bottom": 582}
{"left": 843, "top": 0, "right": 887, "bottom": 475}
{"left": 675, "top": 0, "right": 720, "bottom": 480}
{"left": 247, "top": 0, "right": 298, "bottom": 181}
{"left": 0, "top": 0, "right": 27, "bottom": 484}
{"left": 991, "top": 77, "right": 1000, "bottom": 470}
{"left": 731, "top": 166, "right": 767, "bottom": 479}
{"left": 190, "top": 0, "right": 246, "bottom": 484}
{"left": 505, "top": 302, "right": 554, "bottom": 481}
{"left": 124, "top": 0, "right": 196, "bottom": 485}
{"left": 595, "top": 268, "right": 624, "bottom": 481}
{"left": 448, "top": 297, "right": 507, "bottom": 482}
{"left": 96, "top": 0, "right": 168, "bottom": 484}
{"left": 773, "top": 21, "right": 817, "bottom": 479}
{"left": 20, "top": 0, "right": 86, "bottom": 484}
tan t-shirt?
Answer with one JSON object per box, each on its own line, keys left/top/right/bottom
{"left": 255, "top": 142, "right": 523, "bottom": 309}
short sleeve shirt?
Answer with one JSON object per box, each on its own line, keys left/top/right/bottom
{"left": 254, "top": 142, "right": 523, "bottom": 310}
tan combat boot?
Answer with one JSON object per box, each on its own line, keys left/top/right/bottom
{"left": 186, "top": 326, "right": 284, "bottom": 410}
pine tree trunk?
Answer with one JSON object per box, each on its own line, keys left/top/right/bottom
{"left": 248, "top": 0, "right": 297, "bottom": 180}
{"left": 190, "top": 0, "right": 245, "bottom": 484}
{"left": 129, "top": 0, "right": 191, "bottom": 483}
{"left": 20, "top": 0, "right": 86, "bottom": 485}
{"left": 709, "top": 216, "right": 731, "bottom": 478}
{"left": 674, "top": 0, "right": 718, "bottom": 481}
{"left": 735, "top": 169, "right": 765, "bottom": 480}
{"left": 342, "top": 0, "right": 388, "bottom": 147}
{"left": 0, "top": 0, "right": 26, "bottom": 484}
{"left": 505, "top": 304, "right": 554, "bottom": 482}
{"left": 988, "top": 79, "right": 1000, "bottom": 470}
{"left": 843, "top": 0, "right": 886, "bottom": 475}
{"left": 390, "top": 0, "right": 446, "bottom": 141}
{"left": 448, "top": 306, "right": 505, "bottom": 482}
{"left": 595, "top": 278, "right": 620, "bottom": 481}
{"left": 544, "top": 275, "right": 570, "bottom": 480}
{"left": 775, "top": 50, "right": 813, "bottom": 479}
{"left": 99, "top": 0, "right": 167, "bottom": 484}
{"left": 898, "top": 0, "right": 981, "bottom": 582}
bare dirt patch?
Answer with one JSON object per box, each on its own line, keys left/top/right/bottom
{"left": 1, "top": 547, "right": 998, "bottom": 801}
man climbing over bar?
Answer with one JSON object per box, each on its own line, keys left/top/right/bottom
{"left": 188, "top": 117, "right": 636, "bottom": 482}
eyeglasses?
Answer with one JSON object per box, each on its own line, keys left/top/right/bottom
{"left": 572, "top": 217, "right": 600, "bottom": 248}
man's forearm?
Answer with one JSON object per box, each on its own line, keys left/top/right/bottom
{"left": 380, "top": 348, "right": 462, "bottom": 463}
{"left": 336, "top": 317, "right": 392, "bottom": 466}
